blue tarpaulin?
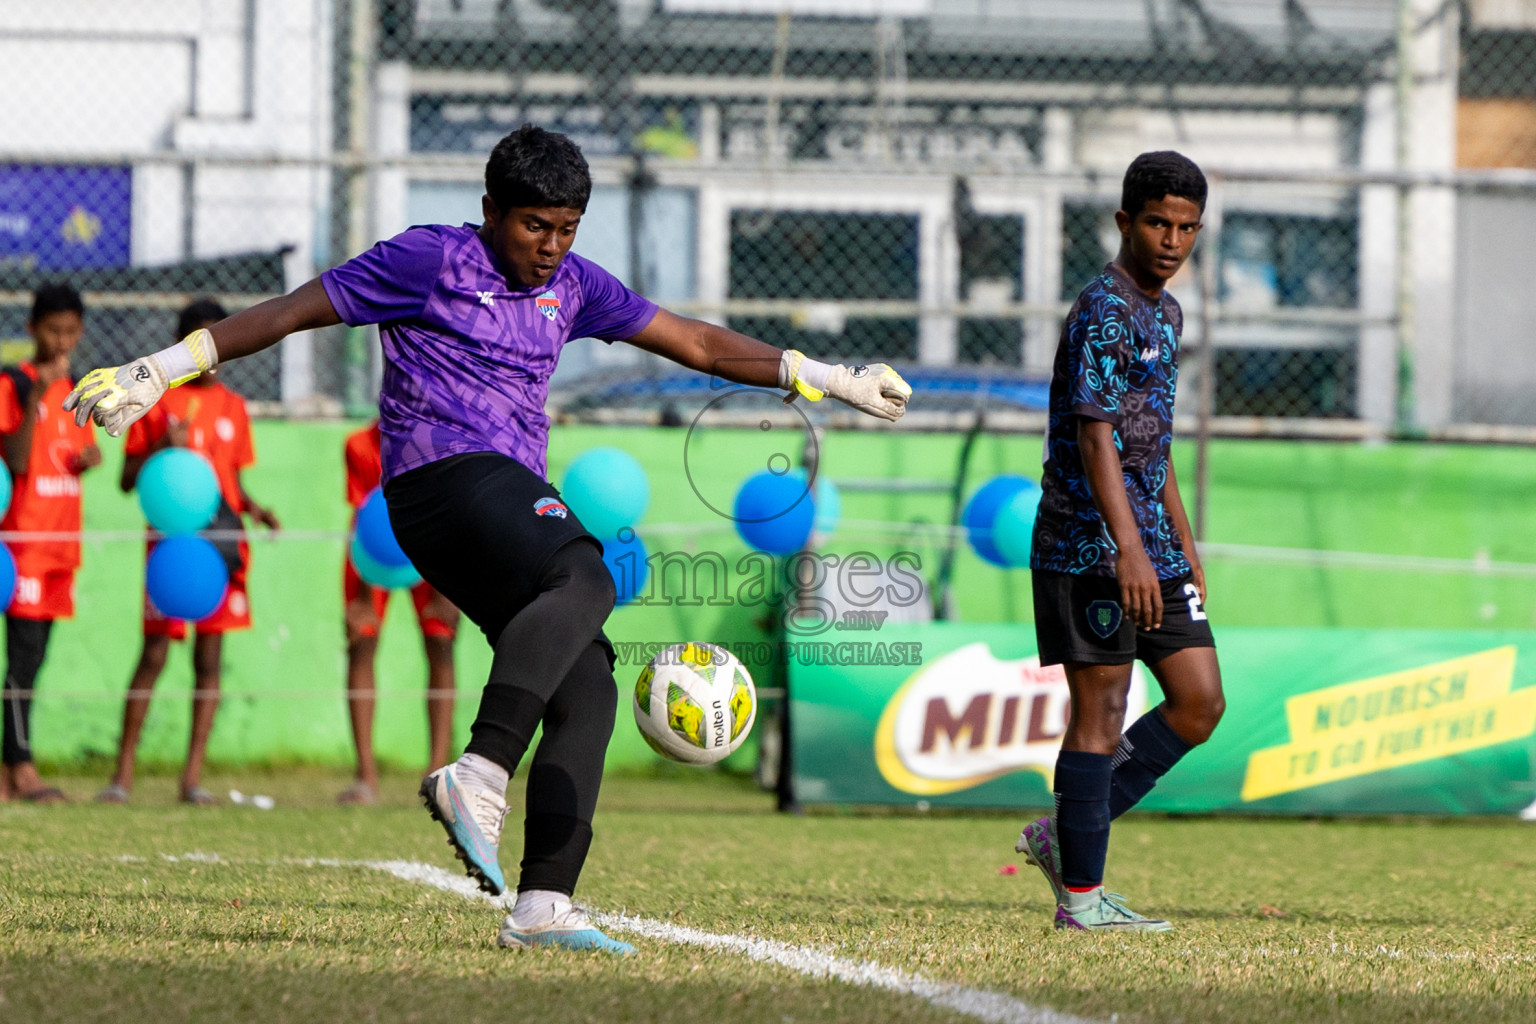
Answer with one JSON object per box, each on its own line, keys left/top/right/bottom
{"left": 0, "top": 164, "right": 131, "bottom": 270}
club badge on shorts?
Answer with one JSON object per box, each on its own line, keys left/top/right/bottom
{"left": 1086, "top": 599, "right": 1122, "bottom": 639}
{"left": 533, "top": 497, "right": 569, "bottom": 519}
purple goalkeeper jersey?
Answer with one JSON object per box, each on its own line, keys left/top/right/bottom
{"left": 321, "top": 223, "right": 658, "bottom": 482}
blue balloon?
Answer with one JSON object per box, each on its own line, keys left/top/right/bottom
{"left": 138, "top": 448, "right": 220, "bottom": 535}
{"left": 561, "top": 447, "right": 650, "bottom": 539}
{"left": 356, "top": 487, "right": 410, "bottom": 568}
{"left": 961, "top": 475, "right": 1039, "bottom": 568}
{"left": 0, "top": 461, "right": 11, "bottom": 521}
{"left": 350, "top": 533, "right": 422, "bottom": 590}
{"left": 0, "top": 543, "right": 15, "bottom": 611}
{"left": 601, "top": 528, "right": 649, "bottom": 606}
{"left": 146, "top": 535, "right": 229, "bottom": 622}
{"left": 734, "top": 469, "right": 816, "bottom": 556}
{"left": 993, "top": 485, "right": 1042, "bottom": 568}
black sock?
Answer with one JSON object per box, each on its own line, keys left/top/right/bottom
{"left": 1053, "top": 749, "right": 1113, "bottom": 890}
{"left": 1109, "top": 707, "right": 1194, "bottom": 820}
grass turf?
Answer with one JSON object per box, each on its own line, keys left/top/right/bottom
{"left": 1, "top": 768, "right": 1534, "bottom": 1024}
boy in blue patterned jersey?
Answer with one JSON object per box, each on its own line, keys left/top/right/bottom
{"left": 1019, "top": 151, "right": 1225, "bottom": 931}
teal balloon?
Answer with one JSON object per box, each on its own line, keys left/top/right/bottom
{"left": 138, "top": 448, "right": 221, "bottom": 535}
{"left": 993, "top": 485, "right": 1042, "bottom": 568}
{"left": 350, "top": 534, "right": 422, "bottom": 590}
{"left": 0, "top": 460, "right": 11, "bottom": 521}
{"left": 561, "top": 447, "right": 650, "bottom": 538}
{"left": 782, "top": 469, "right": 840, "bottom": 536}
{"left": 813, "top": 476, "right": 842, "bottom": 536}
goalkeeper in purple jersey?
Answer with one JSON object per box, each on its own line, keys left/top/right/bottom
{"left": 65, "top": 125, "right": 912, "bottom": 954}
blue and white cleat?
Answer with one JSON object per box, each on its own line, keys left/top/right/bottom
{"left": 419, "top": 764, "right": 509, "bottom": 895}
{"left": 1055, "top": 886, "right": 1172, "bottom": 932}
{"left": 498, "top": 899, "right": 636, "bottom": 954}
{"left": 1016, "top": 816, "right": 1068, "bottom": 906}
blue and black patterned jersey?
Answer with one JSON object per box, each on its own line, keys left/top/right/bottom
{"left": 1030, "top": 262, "right": 1190, "bottom": 580}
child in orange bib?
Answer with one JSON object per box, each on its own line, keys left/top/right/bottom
{"left": 97, "top": 300, "right": 279, "bottom": 806}
{"left": 338, "top": 419, "right": 459, "bottom": 805}
{"left": 0, "top": 284, "right": 101, "bottom": 803}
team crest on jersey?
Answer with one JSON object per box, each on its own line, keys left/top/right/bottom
{"left": 536, "top": 290, "right": 561, "bottom": 322}
{"left": 1086, "top": 600, "right": 1122, "bottom": 639}
{"left": 533, "top": 497, "right": 569, "bottom": 519}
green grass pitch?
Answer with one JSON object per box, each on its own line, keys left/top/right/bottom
{"left": 2, "top": 769, "right": 1534, "bottom": 1024}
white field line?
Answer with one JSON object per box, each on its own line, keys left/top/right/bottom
{"left": 230, "top": 855, "right": 1090, "bottom": 1024}
{"left": 116, "top": 856, "right": 1536, "bottom": 971}
{"left": 134, "top": 855, "right": 1536, "bottom": 1009}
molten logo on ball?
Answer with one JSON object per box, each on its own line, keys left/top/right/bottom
{"left": 633, "top": 641, "right": 756, "bottom": 766}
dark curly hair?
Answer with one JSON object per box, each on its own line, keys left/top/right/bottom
{"left": 1121, "top": 151, "right": 1207, "bottom": 218}
{"left": 29, "top": 282, "right": 83, "bottom": 323}
{"left": 177, "top": 298, "right": 228, "bottom": 337}
{"left": 484, "top": 124, "right": 592, "bottom": 213}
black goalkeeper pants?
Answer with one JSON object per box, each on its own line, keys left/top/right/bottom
{"left": 385, "top": 452, "right": 618, "bottom": 896}
{"left": 3, "top": 617, "right": 53, "bottom": 766}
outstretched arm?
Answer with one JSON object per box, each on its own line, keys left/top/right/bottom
{"left": 625, "top": 309, "right": 781, "bottom": 387}
{"left": 65, "top": 280, "right": 341, "bottom": 436}
{"left": 626, "top": 308, "right": 912, "bottom": 421}
{"left": 202, "top": 279, "right": 342, "bottom": 362}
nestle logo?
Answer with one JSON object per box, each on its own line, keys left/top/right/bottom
{"left": 875, "top": 643, "right": 1151, "bottom": 795}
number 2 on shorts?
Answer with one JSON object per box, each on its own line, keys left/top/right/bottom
{"left": 1183, "top": 582, "right": 1208, "bottom": 621}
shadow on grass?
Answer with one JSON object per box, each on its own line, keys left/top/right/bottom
{"left": 0, "top": 953, "right": 964, "bottom": 1024}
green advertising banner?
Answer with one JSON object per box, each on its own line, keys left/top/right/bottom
{"left": 788, "top": 624, "right": 1536, "bottom": 815}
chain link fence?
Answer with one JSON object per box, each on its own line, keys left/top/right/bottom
{"left": 1, "top": 1, "right": 1535, "bottom": 431}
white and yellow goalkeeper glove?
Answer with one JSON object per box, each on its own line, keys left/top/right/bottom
{"left": 779, "top": 349, "right": 912, "bottom": 422}
{"left": 63, "top": 329, "right": 218, "bottom": 437}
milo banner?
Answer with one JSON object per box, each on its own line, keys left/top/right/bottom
{"left": 788, "top": 624, "right": 1536, "bottom": 815}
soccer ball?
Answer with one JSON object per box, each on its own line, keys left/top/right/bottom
{"left": 633, "top": 642, "right": 756, "bottom": 765}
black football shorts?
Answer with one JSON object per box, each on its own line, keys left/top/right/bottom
{"left": 1031, "top": 568, "right": 1215, "bottom": 667}
{"left": 383, "top": 451, "right": 610, "bottom": 652}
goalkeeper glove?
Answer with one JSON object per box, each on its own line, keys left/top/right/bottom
{"left": 779, "top": 349, "right": 912, "bottom": 422}
{"left": 63, "top": 329, "right": 218, "bottom": 437}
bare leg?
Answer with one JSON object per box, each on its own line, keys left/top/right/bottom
{"left": 343, "top": 593, "right": 382, "bottom": 796}
{"left": 181, "top": 633, "right": 222, "bottom": 798}
{"left": 1105, "top": 647, "right": 1225, "bottom": 820}
{"left": 9, "top": 762, "right": 65, "bottom": 802}
{"left": 1147, "top": 647, "right": 1225, "bottom": 746}
{"left": 109, "top": 636, "right": 171, "bottom": 793}
{"left": 423, "top": 633, "right": 456, "bottom": 772}
{"left": 1061, "top": 661, "right": 1135, "bottom": 754}
{"left": 346, "top": 633, "right": 380, "bottom": 790}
